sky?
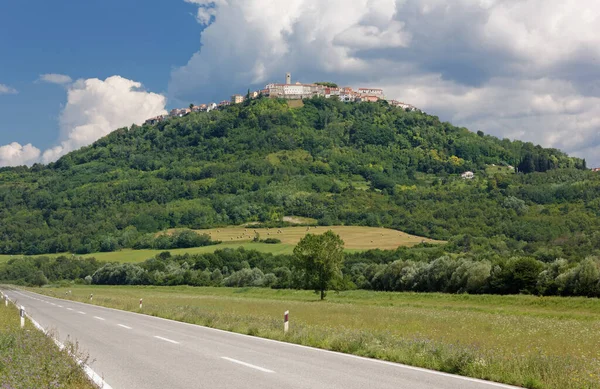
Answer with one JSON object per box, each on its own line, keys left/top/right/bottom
{"left": 1, "top": 0, "right": 599, "bottom": 167}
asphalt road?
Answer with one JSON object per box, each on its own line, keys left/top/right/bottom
{"left": 1, "top": 288, "right": 520, "bottom": 389}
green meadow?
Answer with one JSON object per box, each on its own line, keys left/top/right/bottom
{"left": 30, "top": 285, "right": 600, "bottom": 389}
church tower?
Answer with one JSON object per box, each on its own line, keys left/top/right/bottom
{"left": 286, "top": 73, "right": 291, "bottom": 85}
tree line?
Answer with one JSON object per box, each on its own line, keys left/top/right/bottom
{"left": 3, "top": 231, "right": 599, "bottom": 298}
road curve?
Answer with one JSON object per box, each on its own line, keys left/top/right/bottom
{"left": 1, "top": 288, "right": 520, "bottom": 389}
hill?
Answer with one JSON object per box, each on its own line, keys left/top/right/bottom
{"left": 0, "top": 97, "right": 598, "bottom": 263}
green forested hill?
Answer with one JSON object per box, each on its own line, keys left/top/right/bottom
{"left": 0, "top": 97, "right": 598, "bottom": 260}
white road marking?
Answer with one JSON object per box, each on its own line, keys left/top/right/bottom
{"left": 221, "top": 357, "right": 274, "bottom": 373}
{"left": 67, "top": 308, "right": 73, "bottom": 311}
{"left": 93, "top": 316, "right": 105, "bottom": 321}
{"left": 50, "top": 303, "right": 56, "bottom": 306}
{"left": 118, "top": 324, "right": 132, "bottom": 329}
{"left": 57, "top": 305, "right": 63, "bottom": 308}
{"left": 77, "top": 311, "right": 86, "bottom": 315}
{"left": 154, "top": 336, "right": 179, "bottom": 344}
{"left": 23, "top": 310, "right": 114, "bottom": 389}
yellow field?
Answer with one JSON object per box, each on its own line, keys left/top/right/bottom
{"left": 193, "top": 226, "right": 442, "bottom": 250}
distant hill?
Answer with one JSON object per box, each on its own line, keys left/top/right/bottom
{"left": 0, "top": 96, "right": 597, "bottom": 259}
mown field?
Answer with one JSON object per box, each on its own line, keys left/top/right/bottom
{"left": 191, "top": 225, "right": 442, "bottom": 250}
{"left": 29, "top": 285, "right": 600, "bottom": 389}
{"left": 0, "top": 226, "right": 441, "bottom": 265}
{"left": 0, "top": 295, "right": 95, "bottom": 388}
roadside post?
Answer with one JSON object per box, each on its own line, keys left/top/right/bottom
{"left": 4, "top": 295, "right": 7, "bottom": 307}
{"left": 20, "top": 306, "right": 25, "bottom": 329}
{"left": 284, "top": 310, "right": 289, "bottom": 333}
{"left": 139, "top": 298, "right": 143, "bottom": 310}
{"left": 90, "top": 294, "right": 93, "bottom": 301}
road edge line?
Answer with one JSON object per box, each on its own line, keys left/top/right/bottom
{"left": 2, "top": 290, "right": 113, "bottom": 389}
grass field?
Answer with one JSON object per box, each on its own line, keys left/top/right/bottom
{"left": 28, "top": 285, "right": 600, "bottom": 389}
{"left": 0, "top": 294, "right": 95, "bottom": 388}
{"left": 485, "top": 164, "right": 515, "bottom": 175}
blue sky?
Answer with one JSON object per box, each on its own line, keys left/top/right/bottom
{"left": 1, "top": 0, "right": 599, "bottom": 167}
{"left": 0, "top": 0, "right": 201, "bottom": 151}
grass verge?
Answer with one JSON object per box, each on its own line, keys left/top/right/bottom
{"left": 0, "top": 297, "right": 95, "bottom": 389}
{"left": 28, "top": 285, "right": 600, "bottom": 389}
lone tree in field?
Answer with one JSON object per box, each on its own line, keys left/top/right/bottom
{"left": 293, "top": 230, "right": 344, "bottom": 300}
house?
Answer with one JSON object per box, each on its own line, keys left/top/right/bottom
{"left": 207, "top": 103, "right": 217, "bottom": 112}
{"left": 169, "top": 108, "right": 191, "bottom": 117}
{"left": 593, "top": 168, "right": 600, "bottom": 172}
{"left": 191, "top": 105, "right": 207, "bottom": 112}
{"left": 144, "top": 115, "right": 166, "bottom": 125}
{"left": 461, "top": 171, "right": 475, "bottom": 179}
{"left": 231, "top": 94, "right": 245, "bottom": 104}
{"left": 358, "top": 88, "right": 385, "bottom": 99}
{"left": 388, "top": 100, "right": 419, "bottom": 111}
{"left": 360, "top": 95, "right": 380, "bottom": 103}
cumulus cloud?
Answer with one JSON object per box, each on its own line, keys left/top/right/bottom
{"left": 171, "top": 0, "right": 600, "bottom": 166}
{"left": 0, "top": 143, "right": 41, "bottom": 167}
{"left": 38, "top": 73, "right": 73, "bottom": 85}
{"left": 0, "top": 76, "right": 167, "bottom": 167}
{"left": 0, "top": 84, "right": 18, "bottom": 95}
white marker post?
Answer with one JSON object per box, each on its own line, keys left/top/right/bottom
{"left": 284, "top": 310, "right": 289, "bottom": 333}
{"left": 139, "top": 298, "right": 143, "bottom": 310}
{"left": 89, "top": 294, "right": 93, "bottom": 301}
{"left": 20, "top": 306, "right": 25, "bottom": 329}
{"left": 4, "top": 295, "right": 7, "bottom": 307}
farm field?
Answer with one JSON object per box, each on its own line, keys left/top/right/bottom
{"left": 192, "top": 225, "right": 442, "bottom": 250}
{"left": 29, "top": 285, "right": 600, "bottom": 389}
{"left": 0, "top": 226, "right": 441, "bottom": 264}
{"left": 0, "top": 295, "right": 95, "bottom": 388}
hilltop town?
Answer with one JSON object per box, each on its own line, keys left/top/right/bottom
{"left": 145, "top": 73, "right": 419, "bottom": 125}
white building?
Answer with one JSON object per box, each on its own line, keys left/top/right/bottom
{"left": 358, "top": 88, "right": 385, "bottom": 99}
{"left": 461, "top": 171, "right": 475, "bottom": 180}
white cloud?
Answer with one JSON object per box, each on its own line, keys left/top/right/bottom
{"left": 171, "top": 0, "right": 600, "bottom": 166}
{"left": 0, "top": 76, "right": 167, "bottom": 167}
{"left": 38, "top": 73, "right": 73, "bottom": 85}
{"left": 0, "top": 84, "right": 18, "bottom": 95}
{"left": 0, "top": 142, "right": 41, "bottom": 167}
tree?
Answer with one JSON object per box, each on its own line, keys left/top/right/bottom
{"left": 292, "top": 231, "right": 345, "bottom": 300}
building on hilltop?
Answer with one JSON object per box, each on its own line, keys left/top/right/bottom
{"left": 142, "top": 73, "right": 420, "bottom": 125}
{"left": 593, "top": 168, "right": 600, "bottom": 172}
{"left": 358, "top": 88, "right": 385, "bottom": 99}
{"left": 231, "top": 94, "right": 245, "bottom": 104}
{"left": 144, "top": 115, "right": 167, "bottom": 125}
{"left": 388, "top": 100, "right": 419, "bottom": 111}
{"left": 169, "top": 108, "right": 191, "bottom": 117}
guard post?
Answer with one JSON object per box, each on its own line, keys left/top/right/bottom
{"left": 284, "top": 310, "right": 289, "bottom": 333}
{"left": 20, "top": 306, "right": 25, "bottom": 329}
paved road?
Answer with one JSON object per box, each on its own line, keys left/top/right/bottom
{"left": 1, "top": 288, "right": 519, "bottom": 389}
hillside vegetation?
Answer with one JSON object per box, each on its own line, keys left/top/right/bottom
{"left": 0, "top": 97, "right": 594, "bottom": 256}
{"left": 2, "top": 97, "right": 600, "bottom": 296}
